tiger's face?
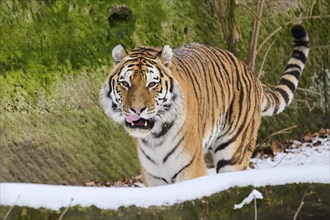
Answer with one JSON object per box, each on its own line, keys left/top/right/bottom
{"left": 100, "top": 45, "right": 180, "bottom": 137}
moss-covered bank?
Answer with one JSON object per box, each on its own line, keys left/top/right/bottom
{"left": 1, "top": 183, "right": 329, "bottom": 220}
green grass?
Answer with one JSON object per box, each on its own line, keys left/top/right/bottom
{"left": 0, "top": 109, "right": 139, "bottom": 185}
{"left": 1, "top": 183, "right": 329, "bottom": 220}
{"left": 0, "top": 69, "right": 139, "bottom": 184}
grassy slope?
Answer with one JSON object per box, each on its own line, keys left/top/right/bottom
{"left": 0, "top": 110, "right": 137, "bottom": 184}
{"left": 0, "top": 70, "right": 139, "bottom": 184}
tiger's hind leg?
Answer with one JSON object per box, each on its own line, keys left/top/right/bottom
{"left": 212, "top": 114, "right": 260, "bottom": 173}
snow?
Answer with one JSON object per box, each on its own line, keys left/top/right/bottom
{"left": 251, "top": 137, "right": 330, "bottom": 169}
{"left": 1, "top": 137, "right": 329, "bottom": 210}
{"left": 234, "top": 189, "right": 263, "bottom": 209}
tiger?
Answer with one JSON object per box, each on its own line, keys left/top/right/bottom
{"left": 100, "top": 24, "right": 309, "bottom": 187}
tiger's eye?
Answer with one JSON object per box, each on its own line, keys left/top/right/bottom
{"left": 120, "top": 81, "right": 130, "bottom": 88}
{"left": 148, "top": 82, "right": 157, "bottom": 88}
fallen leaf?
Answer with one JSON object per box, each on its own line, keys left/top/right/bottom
{"left": 271, "top": 141, "right": 284, "bottom": 153}
{"left": 312, "top": 140, "right": 322, "bottom": 147}
{"left": 85, "top": 181, "right": 96, "bottom": 187}
{"left": 302, "top": 131, "right": 313, "bottom": 142}
{"left": 249, "top": 162, "right": 255, "bottom": 169}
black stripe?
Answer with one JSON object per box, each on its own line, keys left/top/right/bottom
{"left": 279, "top": 78, "right": 296, "bottom": 93}
{"left": 215, "top": 142, "right": 230, "bottom": 153}
{"left": 285, "top": 70, "right": 301, "bottom": 81}
{"left": 141, "top": 138, "right": 149, "bottom": 145}
{"left": 145, "top": 52, "right": 156, "bottom": 57}
{"left": 284, "top": 63, "right": 301, "bottom": 71}
{"left": 111, "top": 103, "right": 118, "bottom": 111}
{"left": 211, "top": 48, "right": 232, "bottom": 84}
{"left": 202, "top": 54, "right": 212, "bottom": 124}
{"left": 262, "top": 95, "right": 270, "bottom": 112}
{"left": 216, "top": 159, "right": 232, "bottom": 173}
{"left": 140, "top": 147, "right": 156, "bottom": 164}
{"left": 181, "top": 53, "right": 203, "bottom": 99}
{"left": 176, "top": 57, "right": 200, "bottom": 102}
{"left": 191, "top": 52, "right": 210, "bottom": 122}
{"left": 156, "top": 66, "right": 164, "bottom": 77}
{"left": 106, "top": 80, "right": 113, "bottom": 97}
{"left": 157, "top": 79, "right": 169, "bottom": 103}
{"left": 152, "top": 121, "right": 174, "bottom": 138}
{"left": 214, "top": 91, "right": 248, "bottom": 153}
{"left": 292, "top": 50, "right": 307, "bottom": 64}
{"left": 163, "top": 135, "right": 185, "bottom": 163}
{"left": 214, "top": 71, "right": 252, "bottom": 151}
{"left": 164, "top": 81, "right": 169, "bottom": 96}
{"left": 144, "top": 169, "right": 168, "bottom": 184}
{"left": 275, "top": 87, "right": 290, "bottom": 105}
{"left": 225, "top": 51, "right": 241, "bottom": 88}
{"left": 204, "top": 50, "right": 221, "bottom": 109}
{"left": 271, "top": 91, "right": 280, "bottom": 114}
{"left": 169, "top": 77, "right": 174, "bottom": 93}
{"left": 171, "top": 154, "right": 196, "bottom": 183}
{"left": 293, "top": 40, "right": 309, "bottom": 47}
{"left": 216, "top": 99, "right": 234, "bottom": 141}
{"left": 145, "top": 58, "right": 157, "bottom": 65}
{"left": 197, "top": 47, "right": 222, "bottom": 115}
{"left": 237, "top": 119, "right": 255, "bottom": 165}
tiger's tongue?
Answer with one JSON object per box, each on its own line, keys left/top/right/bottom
{"left": 125, "top": 115, "right": 141, "bottom": 123}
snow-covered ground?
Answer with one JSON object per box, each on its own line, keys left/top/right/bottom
{"left": 1, "top": 136, "right": 329, "bottom": 210}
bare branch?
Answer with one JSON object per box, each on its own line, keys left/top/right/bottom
{"left": 212, "top": 0, "right": 239, "bottom": 54}
{"left": 58, "top": 198, "right": 73, "bottom": 220}
{"left": 257, "top": 38, "right": 277, "bottom": 79}
{"left": 295, "top": 87, "right": 323, "bottom": 96}
{"left": 212, "top": 0, "right": 229, "bottom": 46}
{"left": 236, "top": 3, "right": 267, "bottom": 26}
{"left": 2, "top": 196, "right": 20, "bottom": 220}
{"left": 259, "top": 125, "right": 297, "bottom": 144}
{"left": 310, "top": 44, "right": 330, "bottom": 50}
{"left": 254, "top": 195, "right": 258, "bottom": 220}
{"left": 293, "top": 188, "right": 309, "bottom": 220}
{"left": 272, "top": 153, "right": 289, "bottom": 168}
{"left": 262, "top": 83, "right": 322, "bottom": 96}
{"left": 257, "top": 15, "right": 330, "bottom": 55}
{"left": 247, "top": 0, "right": 264, "bottom": 71}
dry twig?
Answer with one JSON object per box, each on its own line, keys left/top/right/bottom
{"left": 254, "top": 195, "right": 258, "bottom": 220}
{"left": 272, "top": 153, "right": 289, "bottom": 168}
{"left": 293, "top": 188, "right": 309, "bottom": 220}
{"left": 310, "top": 44, "right": 330, "bottom": 50}
{"left": 236, "top": 3, "right": 267, "bottom": 26}
{"left": 257, "top": 38, "right": 277, "bottom": 79}
{"left": 257, "top": 15, "right": 330, "bottom": 55}
{"left": 58, "top": 198, "right": 73, "bottom": 220}
{"left": 2, "top": 196, "right": 20, "bottom": 220}
{"left": 247, "top": 0, "right": 264, "bottom": 71}
{"left": 260, "top": 125, "right": 297, "bottom": 144}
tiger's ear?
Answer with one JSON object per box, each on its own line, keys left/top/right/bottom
{"left": 160, "top": 45, "right": 173, "bottom": 68}
{"left": 112, "top": 44, "right": 127, "bottom": 64}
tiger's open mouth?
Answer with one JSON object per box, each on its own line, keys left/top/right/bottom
{"left": 125, "top": 115, "right": 155, "bottom": 130}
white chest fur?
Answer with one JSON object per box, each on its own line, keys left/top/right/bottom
{"left": 137, "top": 120, "right": 190, "bottom": 186}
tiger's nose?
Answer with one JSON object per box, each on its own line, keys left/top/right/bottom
{"left": 129, "top": 106, "right": 147, "bottom": 115}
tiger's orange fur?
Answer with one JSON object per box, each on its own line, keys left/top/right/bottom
{"left": 100, "top": 25, "right": 309, "bottom": 186}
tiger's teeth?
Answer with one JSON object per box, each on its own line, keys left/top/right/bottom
{"left": 131, "top": 122, "right": 135, "bottom": 126}
{"left": 144, "top": 121, "right": 147, "bottom": 127}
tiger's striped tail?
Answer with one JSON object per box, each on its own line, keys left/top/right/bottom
{"left": 261, "top": 24, "right": 309, "bottom": 116}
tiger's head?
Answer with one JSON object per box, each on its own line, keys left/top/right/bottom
{"left": 100, "top": 44, "right": 183, "bottom": 138}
